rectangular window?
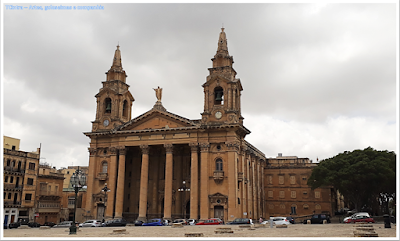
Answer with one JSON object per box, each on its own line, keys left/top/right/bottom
{"left": 268, "top": 191, "right": 273, "bottom": 198}
{"left": 27, "top": 178, "right": 34, "bottom": 185}
{"left": 290, "top": 176, "right": 296, "bottom": 185}
{"left": 315, "top": 191, "right": 320, "bottom": 198}
{"left": 279, "top": 175, "right": 284, "bottom": 185}
{"left": 291, "top": 191, "right": 296, "bottom": 198}
{"left": 279, "top": 190, "right": 285, "bottom": 198}
{"left": 10, "top": 176, "right": 14, "bottom": 183}
{"left": 29, "top": 163, "right": 35, "bottom": 170}
{"left": 5, "top": 176, "right": 8, "bottom": 183}
{"left": 25, "top": 193, "right": 32, "bottom": 200}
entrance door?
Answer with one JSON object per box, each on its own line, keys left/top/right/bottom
{"left": 97, "top": 204, "right": 105, "bottom": 220}
{"left": 214, "top": 206, "right": 224, "bottom": 220}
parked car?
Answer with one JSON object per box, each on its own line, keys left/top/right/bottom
{"left": 303, "top": 214, "right": 331, "bottom": 224}
{"left": 187, "top": 219, "right": 197, "bottom": 225}
{"left": 8, "top": 222, "right": 21, "bottom": 229}
{"left": 226, "top": 218, "right": 251, "bottom": 225}
{"left": 142, "top": 218, "right": 164, "bottom": 226}
{"left": 104, "top": 218, "right": 127, "bottom": 227}
{"left": 261, "top": 217, "right": 291, "bottom": 225}
{"left": 134, "top": 220, "right": 144, "bottom": 226}
{"left": 196, "top": 218, "right": 223, "bottom": 225}
{"left": 43, "top": 222, "right": 56, "bottom": 227}
{"left": 343, "top": 212, "right": 370, "bottom": 223}
{"left": 27, "top": 222, "right": 41, "bottom": 228}
{"left": 286, "top": 216, "right": 295, "bottom": 224}
{"left": 79, "top": 220, "right": 103, "bottom": 227}
{"left": 172, "top": 219, "right": 187, "bottom": 225}
{"left": 344, "top": 214, "right": 375, "bottom": 224}
{"left": 53, "top": 221, "right": 73, "bottom": 228}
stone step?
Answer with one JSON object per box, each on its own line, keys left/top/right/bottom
{"left": 185, "top": 233, "right": 204, "bottom": 237}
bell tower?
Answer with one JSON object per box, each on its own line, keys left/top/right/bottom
{"left": 201, "top": 28, "right": 243, "bottom": 125}
{"left": 91, "top": 45, "right": 135, "bottom": 132}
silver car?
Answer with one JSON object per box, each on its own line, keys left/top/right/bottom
{"left": 53, "top": 221, "right": 73, "bottom": 228}
{"left": 79, "top": 220, "right": 102, "bottom": 227}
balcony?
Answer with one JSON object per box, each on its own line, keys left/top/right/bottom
{"left": 213, "top": 171, "right": 224, "bottom": 184}
{"left": 3, "top": 184, "right": 23, "bottom": 190}
{"left": 238, "top": 172, "right": 244, "bottom": 182}
{"left": 39, "top": 190, "right": 60, "bottom": 196}
{"left": 3, "top": 201, "right": 21, "bottom": 207}
{"left": 97, "top": 172, "right": 108, "bottom": 181}
{"left": 3, "top": 166, "right": 24, "bottom": 174}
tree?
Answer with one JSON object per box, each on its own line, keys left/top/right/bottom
{"left": 308, "top": 147, "right": 396, "bottom": 213}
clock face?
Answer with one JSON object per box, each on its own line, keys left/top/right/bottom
{"left": 103, "top": 119, "right": 109, "bottom": 127}
{"left": 215, "top": 111, "right": 222, "bottom": 119}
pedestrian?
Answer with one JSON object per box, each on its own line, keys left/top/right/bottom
{"left": 259, "top": 217, "right": 263, "bottom": 224}
{"left": 249, "top": 217, "right": 253, "bottom": 224}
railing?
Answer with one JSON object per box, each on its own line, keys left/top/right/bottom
{"left": 3, "top": 166, "right": 24, "bottom": 173}
{"left": 4, "top": 201, "right": 21, "bottom": 206}
{"left": 97, "top": 172, "right": 108, "bottom": 181}
{"left": 3, "top": 184, "right": 23, "bottom": 190}
{"left": 39, "top": 190, "right": 59, "bottom": 196}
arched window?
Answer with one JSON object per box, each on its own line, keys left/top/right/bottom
{"left": 315, "top": 204, "right": 321, "bottom": 210}
{"left": 102, "top": 162, "right": 108, "bottom": 173}
{"left": 214, "top": 87, "right": 224, "bottom": 105}
{"left": 104, "top": 98, "right": 112, "bottom": 113}
{"left": 216, "top": 159, "right": 223, "bottom": 171}
{"left": 122, "top": 100, "right": 128, "bottom": 117}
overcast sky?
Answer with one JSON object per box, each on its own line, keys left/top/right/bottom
{"left": 2, "top": 1, "right": 398, "bottom": 169}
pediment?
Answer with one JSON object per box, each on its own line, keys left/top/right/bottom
{"left": 118, "top": 108, "right": 197, "bottom": 131}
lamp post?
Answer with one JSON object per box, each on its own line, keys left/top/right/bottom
{"left": 69, "top": 167, "right": 86, "bottom": 235}
{"left": 177, "top": 181, "right": 190, "bottom": 219}
{"left": 101, "top": 183, "right": 110, "bottom": 221}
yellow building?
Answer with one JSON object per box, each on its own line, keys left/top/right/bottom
{"left": 3, "top": 136, "right": 20, "bottom": 151}
{"left": 84, "top": 28, "right": 266, "bottom": 223}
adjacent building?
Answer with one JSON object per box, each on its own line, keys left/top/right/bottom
{"left": 34, "top": 163, "right": 64, "bottom": 224}
{"left": 3, "top": 136, "right": 40, "bottom": 226}
{"left": 264, "top": 154, "right": 335, "bottom": 218}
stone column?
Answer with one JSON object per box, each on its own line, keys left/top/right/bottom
{"left": 199, "top": 143, "right": 210, "bottom": 220}
{"left": 138, "top": 145, "right": 149, "bottom": 221}
{"left": 233, "top": 89, "right": 236, "bottom": 111}
{"left": 189, "top": 143, "right": 199, "bottom": 220}
{"left": 241, "top": 149, "right": 247, "bottom": 218}
{"left": 114, "top": 147, "right": 126, "bottom": 218}
{"left": 228, "top": 88, "right": 232, "bottom": 110}
{"left": 163, "top": 144, "right": 174, "bottom": 220}
{"left": 105, "top": 147, "right": 118, "bottom": 219}
{"left": 227, "top": 142, "right": 239, "bottom": 221}
{"left": 260, "top": 161, "right": 265, "bottom": 218}
{"left": 252, "top": 158, "right": 257, "bottom": 219}
{"left": 246, "top": 152, "right": 252, "bottom": 219}
{"left": 85, "top": 148, "right": 97, "bottom": 218}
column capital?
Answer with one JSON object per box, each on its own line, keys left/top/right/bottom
{"left": 164, "top": 143, "right": 173, "bottom": 154}
{"left": 140, "top": 145, "right": 149, "bottom": 155}
{"left": 109, "top": 146, "right": 118, "bottom": 155}
{"left": 226, "top": 141, "right": 240, "bottom": 151}
{"left": 189, "top": 143, "right": 198, "bottom": 152}
{"left": 88, "top": 148, "right": 97, "bottom": 156}
{"left": 117, "top": 146, "right": 126, "bottom": 155}
{"left": 199, "top": 143, "right": 210, "bottom": 152}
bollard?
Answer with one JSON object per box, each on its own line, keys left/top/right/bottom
{"left": 270, "top": 217, "right": 273, "bottom": 228}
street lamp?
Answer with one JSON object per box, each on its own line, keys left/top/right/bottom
{"left": 69, "top": 167, "right": 86, "bottom": 235}
{"left": 177, "top": 181, "right": 190, "bottom": 219}
{"left": 101, "top": 183, "right": 110, "bottom": 221}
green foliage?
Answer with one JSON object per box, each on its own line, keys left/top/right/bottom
{"left": 308, "top": 147, "right": 396, "bottom": 212}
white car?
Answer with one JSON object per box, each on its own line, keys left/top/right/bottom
{"left": 78, "top": 220, "right": 103, "bottom": 227}
{"left": 187, "top": 219, "right": 197, "bottom": 225}
{"left": 343, "top": 212, "right": 370, "bottom": 223}
{"left": 261, "top": 217, "right": 291, "bottom": 225}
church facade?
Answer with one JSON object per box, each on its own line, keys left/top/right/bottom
{"left": 84, "top": 28, "right": 266, "bottom": 223}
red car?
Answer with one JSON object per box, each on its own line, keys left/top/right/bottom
{"left": 195, "top": 218, "right": 223, "bottom": 225}
{"left": 344, "top": 215, "right": 375, "bottom": 223}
